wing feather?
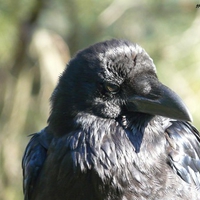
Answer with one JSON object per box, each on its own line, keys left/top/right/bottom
{"left": 166, "top": 121, "right": 200, "bottom": 188}
{"left": 22, "top": 128, "right": 52, "bottom": 200}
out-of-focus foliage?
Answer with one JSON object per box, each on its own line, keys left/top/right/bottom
{"left": 0, "top": 0, "right": 199, "bottom": 199}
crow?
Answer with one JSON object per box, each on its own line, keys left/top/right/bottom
{"left": 22, "top": 39, "right": 200, "bottom": 200}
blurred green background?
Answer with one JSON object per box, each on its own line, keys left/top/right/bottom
{"left": 0, "top": 0, "right": 199, "bottom": 199}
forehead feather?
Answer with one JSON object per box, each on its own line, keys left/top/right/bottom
{"left": 96, "top": 41, "right": 156, "bottom": 82}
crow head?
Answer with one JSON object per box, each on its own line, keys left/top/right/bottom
{"left": 48, "top": 39, "right": 191, "bottom": 134}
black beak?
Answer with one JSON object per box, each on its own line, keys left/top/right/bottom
{"left": 127, "top": 83, "right": 192, "bottom": 121}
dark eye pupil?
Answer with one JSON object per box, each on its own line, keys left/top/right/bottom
{"left": 105, "top": 83, "right": 120, "bottom": 93}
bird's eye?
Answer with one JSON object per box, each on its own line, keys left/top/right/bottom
{"left": 104, "top": 83, "right": 120, "bottom": 94}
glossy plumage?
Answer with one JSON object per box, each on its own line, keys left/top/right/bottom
{"left": 22, "top": 39, "right": 200, "bottom": 200}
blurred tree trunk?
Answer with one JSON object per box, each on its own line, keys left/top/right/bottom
{"left": 0, "top": 1, "right": 45, "bottom": 199}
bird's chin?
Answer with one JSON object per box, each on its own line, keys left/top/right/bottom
{"left": 92, "top": 103, "right": 121, "bottom": 119}
{"left": 120, "top": 108, "right": 154, "bottom": 119}
{"left": 116, "top": 111, "right": 154, "bottom": 128}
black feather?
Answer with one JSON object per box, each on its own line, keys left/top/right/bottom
{"left": 22, "top": 39, "right": 200, "bottom": 200}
